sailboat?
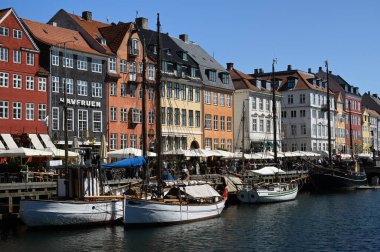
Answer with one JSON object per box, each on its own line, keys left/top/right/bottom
{"left": 237, "top": 59, "right": 298, "bottom": 203}
{"left": 19, "top": 42, "right": 123, "bottom": 228}
{"left": 123, "top": 14, "right": 226, "bottom": 226}
{"left": 308, "top": 61, "right": 367, "bottom": 190}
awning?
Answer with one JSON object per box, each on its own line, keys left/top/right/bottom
{"left": 0, "top": 147, "right": 53, "bottom": 157}
{"left": 106, "top": 148, "right": 156, "bottom": 158}
{"left": 0, "top": 139, "right": 5, "bottom": 149}
{"left": 40, "top": 134, "right": 56, "bottom": 149}
{"left": 1, "top": 134, "right": 18, "bottom": 149}
{"left": 101, "top": 156, "right": 146, "bottom": 169}
{"left": 28, "top": 134, "right": 45, "bottom": 150}
{"left": 179, "top": 184, "right": 221, "bottom": 198}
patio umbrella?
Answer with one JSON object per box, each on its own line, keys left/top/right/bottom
{"left": 106, "top": 147, "right": 156, "bottom": 158}
{"left": 0, "top": 147, "right": 53, "bottom": 157}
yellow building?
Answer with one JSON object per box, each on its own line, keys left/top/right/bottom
{"left": 362, "top": 108, "right": 371, "bottom": 153}
{"left": 335, "top": 93, "right": 346, "bottom": 153}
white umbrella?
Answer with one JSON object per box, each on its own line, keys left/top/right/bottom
{"left": 106, "top": 147, "right": 156, "bottom": 158}
{"left": 163, "top": 149, "right": 187, "bottom": 155}
{"left": 44, "top": 147, "right": 79, "bottom": 158}
{"left": 214, "top": 150, "right": 236, "bottom": 158}
{"left": 0, "top": 147, "right": 53, "bottom": 157}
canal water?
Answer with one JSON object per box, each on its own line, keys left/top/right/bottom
{"left": 1, "top": 190, "right": 380, "bottom": 251}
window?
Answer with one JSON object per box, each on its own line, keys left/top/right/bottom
{"left": 110, "top": 134, "right": 118, "bottom": 150}
{"left": 12, "top": 102, "right": 21, "bottom": 119}
{"left": 287, "top": 79, "right": 296, "bottom": 89}
{"left": 120, "top": 108, "right": 128, "bottom": 122}
{"left": 227, "top": 139, "right": 232, "bottom": 152}
{"left": 259, "top": 119, "right": 264, "bottom": 132}
{"left": 300, "top": 94, "right": 306, "bottom": 104}
{"left": 301, "top": 125, "right": 306, "bottom": 135}
{"left": 52, "top": 107, "right": 59, "bottom": 130}
{"left": 288, "top": 95, "right": 293, "bottom": 104}
{"left": 213, "top": 92, "right": 218, "bottom": 105}
{"left": 189, "top": 110, "right": 194, "bottom": 127}
{"left": 252, "top": 118, "right": 257, "bottom": 132}
{"left": 301, "top": 143, "right": 306, "bottom": 151}
{"left": 74, "top": 80, "right": 87, "bottom": 96}
{"left": 205, "top": 91, "right": 211, "bottom": 104}
{"left": 173, "top": 83, "right": 179, "bottom": 99}
{"left": 281, "top": 111, "right": 287, "bottom": 118}
{"left": 37, "top": 104, "right": 46, "bottom": 121}
{"left": 214, "top": 139, "right": 219, "bottom": 149}
{"left": 221, "top": 116, "right": 225, "bottom": 131}
{"left": 188, "top": 86, "right": 193, "bottom": 101}
{"left": 51, "top": 50, "right": 59, "bottom": 66}
{"left": 251, "top": 98, "right": 256, "bottom": 110}
{"left": 0, "top": 27, "right": 9, "bottom": 36}
{"left": 121, "top": 134, "right": 128, "bottom": 149}
{"left": 291, "top": 110, "right": 296, "bottom": 118}
{"left": 221, "top": 73, "right": 229, "bottom": 84}
{"left": 214, "top": 115, "right": 218, "bottom": 130}
{"left": 120, "top": 83, "right": 127, "bottom": 97}
{"left": 175, "top": 108, "right": 180, "bottom": 126}
{"left": 312, "top": 124, "right": 317, "bottom": 136}
{"left": 167, "top": 108, "right": 173, "bottom": 125}
{"left": 0, "top": 101, "right": 9, "bottom": 119}
{"left": 64, "top": 78, "right": 73, "bottom": 94}
{"left": 227, "top": 95, "right": 231, "bottom": 107}
{"left": 227, "top": 116, "right": 232, "bottom": 131}
{"left": 266, "top": 119, "right": 271, "bottom": 133}
{"left": 129, "top": 61, "right": 136, "bottom": 81}
{"left": 220, "top": 94, "right": 225, "bottom": 106}
{"left": 149, "top": 87, "right": 154, "bottom": 100}
{"left": 130, "top": 39, "right": 139, "bottom": 55}
{"left": 148, "top": 64, "right": 155, "bottom": 80}
{"left": 110, "top": 83, "right": 117, "bottom": 96}
{"left": 167, "top": 82, "right": 172, "bottom": 99}
{"left": 66, "top": 109, "right": 74, "bottom": 131}
{"left": 0, "top": 47, "right": 8, "bottom": 61}
{"left": 78, "top": 110, "right": 88, "bottom": 132}
{"left": 110, "top": 107, "right": 117, "bottom": 121}
{"left": 138, "top": 63, "right": 143, "bottom": 75}
{"left": 52, "top": 76, "right": 59, "bottom": 93}
{"left": 149, "top": 111, "right": 154, "bottom": 124}
{"left": 93, "top": 111, "right": 102, "bottom": 132}
{"left": 196, "top": 111, "right": 201, "bottom": 128}
{"left": 161, "top": 107, "right": 166, "bottom": 124}
{"left": 195, "top": 87, "right": 200, "bottom": 102}
{"left": 26, "top": 103, "right": 34, "bottom": 120}
{"left": 0, "top": 72, "right": 9, "bottom": 87}
{"left": 291, "top": 125, "right": 297, "bottom": 136}
{"left": 77, "top": 56, "right": 88, "bottom": 70}
{"left": 13, "top": 74, "right": 22, "bottom": 89}
{"left": 130, "top": 84, "right": 136, "bottom": 98}
{"left": 259, "top": 98, "right": 263, "bottom": 110}
{"left": 181, "top": 109, "right": 187, "bottom": 126}
{"left": 108, "top": 57, "right": 116, "bottom": 73}
{"left": 181, "top": 84, "right": 186, "bottom": 100}
{"left": 13, "top": 29, "right": 22, "bottom": 39}
{"left": 130, "top": 134, "right": 137, "bottom": 148}
{"left": 292, "top": 143, "right": 298, "bottom": 152}
{"left": 120, "top": 60, "right": 127, "bottom": 73}
{"left": 205, "top": 114, "right": 212, "bottom": 129}
{"left": 62, "top": 53, "right": 72, "bottom": 68}
{"left": 92, "top": 82, "right": 102, "bottom": 97}
{"left": 13, "top": 50, "right": 21, "bottom": 63}
{"left": 300, "top": 110, "right": 306, "bottom": 118}
{"left": 208, "top": 70, "right": 216, "bottom": 82}
{"left": 26, "top": 76, "right": 34, "bottom": 90}
{"left": 38, "top": 78, "right": 47, "bottom": 91}
{"left": 91, "top": 59, "right": 102, "bottom": 73}
{"left": 265, "top": 99, "right": 270, "bottom": 111}
{"left": 221, "top": 139, "right": 225, "bottom": 150}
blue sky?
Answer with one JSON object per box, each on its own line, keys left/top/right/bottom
{"left": 3, "top": 0, "right": 380, "bottom": 94}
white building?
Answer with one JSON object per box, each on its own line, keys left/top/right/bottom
{"left": 228, "top": 65, "right": 282, "bottom": 153}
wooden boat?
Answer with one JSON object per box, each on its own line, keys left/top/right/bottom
{"left": 123, "top": 183, "right": 225, "bottom": 226}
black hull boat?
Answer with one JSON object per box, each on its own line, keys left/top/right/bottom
{"left": 309, "top": 166, "right": 367, "bottom": 191}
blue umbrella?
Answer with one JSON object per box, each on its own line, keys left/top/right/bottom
{"left": 100, "top": 156, "right": 146, "bottom": 169}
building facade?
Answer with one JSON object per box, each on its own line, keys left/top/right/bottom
{"left": 334, "top": 92, "right": 346, "bottom": 153}
{"left": 0, "top": 8, "right": 48, "bottom": 140}
{"left": 362, "top": 108, "right": 371, "bottom": 153}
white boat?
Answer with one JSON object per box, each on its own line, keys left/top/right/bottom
{"left": 123, "top": 183, "right": 226, "bottom": 226}
{"left": 237, "top": 181, "right": 298, "bottom": 203}
{"left": 20, "top": 198, "right": 123, "bottom": 227}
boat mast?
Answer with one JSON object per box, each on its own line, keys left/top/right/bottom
{"left": 141, "top": 28, "right": 148, "bottom": 185}
{"left": 348, "top": 100, "right": 354, "bottom": 159}
{"left": 155, "top": 13, "right": 162, "bottom": 196}
{"left": 325, "top": 61, "right": 332, "bottom": 165}
{"left": 272, "top": 59, "right": 278, "bottom": 164}
{"left": 241, "top": 102, "right": 245, "bottom": 169}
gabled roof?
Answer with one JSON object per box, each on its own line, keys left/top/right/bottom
{"left": 0, "top": 8, "right": 39, "bottom": 52}
{"left": 172, "top": 37, "right": 234, "bottom": 91}
{"left": 22, "top": 19, "right": 105, "bottom": 56}
{"left": 316, "top": 69, "right": 361, "bottom": 98}
{"left": 367, "top": 108, "right": 380, "bottom": 118}
{"left": 99, "top": 22, "right": 133, "bottom": 53}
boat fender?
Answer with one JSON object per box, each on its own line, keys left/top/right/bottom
{"left": 92, "top": 206, "right": 96, "bottom": 210}
{"left": 223, "top": 186, "right": 228, "bottom": 200}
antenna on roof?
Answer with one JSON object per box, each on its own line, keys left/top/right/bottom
{"left": 106, "top": 17, "right": 110, "bottom": 23}
{"left": 136, "top": 10, "right": 139, "bottom": 19}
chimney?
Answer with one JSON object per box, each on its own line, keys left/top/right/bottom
{"left": 254, "top": 68, "right": 259, "bottom": 74}
{"left": 226, "top": 63, "right": 234, "bottom": 70}
{"left": 287, "top": 65, "right": 292, "bottom": 71}
{"left": 52, "top": 22, "right": 57, "bottom": 27}
{"left": 179, "top": 34, "right": 189, "bottom": 43}
{"left": 135, "top": 17, "right": 148, "bottom": 29}
{"left": 368, "top": 91, "right": 371, "bottom": 95}
{"left": 82, "top": 11, "right": 92, "bottom": 21}
{"left": 373, "top": 94, "right": 378, "bottom": 98}
{"left": 318, "top": 66, "right": 323, "bottom": 72}
{"left": 329, "top": 71, "right": 332, "bottom": 74}
{"left": 308, "top": 68, "right": 312, "bottom": 73}
{"left": 259, "top": 68, "right": 263, "bottom": 74}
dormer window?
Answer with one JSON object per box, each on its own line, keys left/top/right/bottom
{"left": 98, "top": 37, "right": 106, "bottom": 45}
{"left": 150, "top": 44, "right": 157, "bottom": 54}
{"left": 181, "top": 51, "right": 188, "bottom": 61}
{"left": 287, "top": 78, "right": 296, "bottom": 89}
{"left": 256, "top": 80, "right": 262, "bottom": 90}
{"left": 130, "top": 39, "right": 139, "bottom": 55}
{"left": 207, "top": 70, "right": 216, "bottom": 82}
{"left": 162, "top": 61, "right": 174, "bottom": 73}
{"left": 221, "top": 73, "right": 229, "bottom": 84}
{"left": 0, "top": 26, "right": 9, "bottom": 36}
{"left": 13, "top": 29, "right": 22, "bottom": 39}
{"left": 164, "top": 48, "right": 171, "bottom": 56}
{"left": 191, "top": 67, "right": 199, "bottom": 78}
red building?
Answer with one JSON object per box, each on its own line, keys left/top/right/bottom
{"left": 0, "top": 8, "right": 48, "bottom": 140}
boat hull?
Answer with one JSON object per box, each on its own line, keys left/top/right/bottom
{"left": 309, "top": 171, "right": 368, "bottom": 190}
{"left": 19, "top": 199, "right": 123, "bottom": 227}
{"left": 123, "top": 198, "right": 225, "bottom": 226}
{"left": 237, "top": 185, "right": 298, "bottom": 203}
